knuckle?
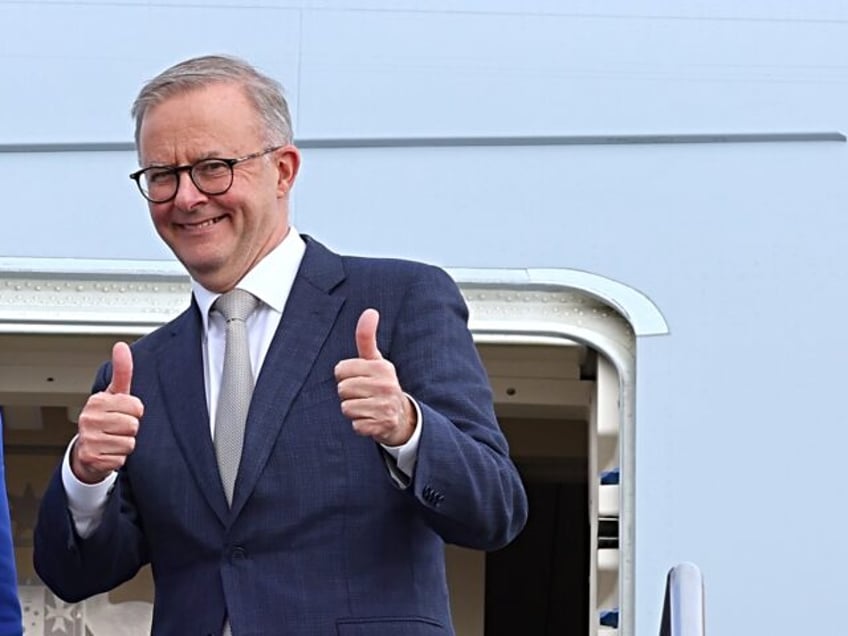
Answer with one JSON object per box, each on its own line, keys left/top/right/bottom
{"left": 79, "top": 448, "right": 98, "bottom": 467}
{"left": 87, "top": 393, "right": 105, "bottom": 408}
{"left": 77, "top": 414, "right": 93, "bottom": 431}
{"left": 89, "top": 391, "right": 113, "bottom": 409}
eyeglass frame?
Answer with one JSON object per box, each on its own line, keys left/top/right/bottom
{"left": 129, "top": 145, "right": 285, "bottom": 203}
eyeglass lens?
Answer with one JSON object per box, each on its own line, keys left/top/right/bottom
{"left": 140, "top": 159, "right": 234, "bottom": 201}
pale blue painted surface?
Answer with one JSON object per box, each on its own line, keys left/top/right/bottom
{"left": 3, "top": 3, "right": 848, "bottom": 635}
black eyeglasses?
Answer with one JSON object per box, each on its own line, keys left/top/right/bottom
{"left": 129, "top": 146, "right": 283, "bottom": 203}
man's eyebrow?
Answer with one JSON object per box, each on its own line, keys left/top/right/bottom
{"left": 147, "top": 151, "right": 229, "bottom": 166}
{"left": 142, "top": 149, "right": 233, "bottom": 169}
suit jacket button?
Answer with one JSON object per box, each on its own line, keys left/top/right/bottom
{"left": 230, "top": 547, "right": 247, "bottom": 562}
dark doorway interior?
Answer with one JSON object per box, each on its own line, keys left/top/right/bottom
{"left": 484, "top": 478, "right": 589, "bottom": 636}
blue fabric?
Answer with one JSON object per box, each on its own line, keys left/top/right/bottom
{"left": 0, "top": 412, "right": 22, "bottom": 635}
{"left": 600, "top": 608, "right": 620, "bottom": 628}
{"left": 600, "top": 468, "right": 620, "bottom": 485}
{"left": 34, "top": 237, "right": 528, "bottom": 636}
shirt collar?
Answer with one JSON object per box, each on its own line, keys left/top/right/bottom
{"left": 192, "top": 226, "right": 306, "bottom": 335}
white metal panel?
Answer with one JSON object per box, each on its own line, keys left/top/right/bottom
{"left": 0, "top": 150, "right": 167, "bottom": 260}
{"left": 0, "top": 4, "right": 301, "bottom": 143}
{"left": 297, "top": 8, "right": 848, "bottom": 137}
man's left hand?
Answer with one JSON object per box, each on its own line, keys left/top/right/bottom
{"left": 335, "top": 309, "right": 416, "bottom": 446}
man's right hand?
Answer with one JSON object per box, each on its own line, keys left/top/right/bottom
{"left": 71, "top": 342, "right": 144, "bottom": 484}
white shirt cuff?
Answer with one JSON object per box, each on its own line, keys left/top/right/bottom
{"left": 380, "top": 393, "right": 422, "bottom": 485}
{"left": 61, "top": 435, "right": 117, "bottom": 539}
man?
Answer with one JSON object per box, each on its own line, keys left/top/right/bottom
{"left": 34, "top": 55, "right": 527, "bottom": 635}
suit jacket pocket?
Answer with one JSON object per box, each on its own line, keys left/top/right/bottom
{"left": 336, "top": 616, "right": 448, "bottom": 635}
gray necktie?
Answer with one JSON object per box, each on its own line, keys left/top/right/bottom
{"left": 213, "top": 289, "right": 259, "bottom": 507}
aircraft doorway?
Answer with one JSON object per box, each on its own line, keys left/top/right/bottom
{"left": 446, "top": 342, "right": 622, "bottom": 636}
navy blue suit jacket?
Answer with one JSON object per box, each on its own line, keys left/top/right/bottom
{"left": 34, "top": 237, "right": 528, "bottom": 635}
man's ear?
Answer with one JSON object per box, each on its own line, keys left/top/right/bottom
{"left": 276, "top": 145, "right": 301, "bottom": 197}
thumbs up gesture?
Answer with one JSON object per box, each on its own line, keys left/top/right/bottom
{"left": 334, "top": 309, "right": 416, "bottom": 446}
{"left": 72, "top": 342, "right": 145, "bottom": 484}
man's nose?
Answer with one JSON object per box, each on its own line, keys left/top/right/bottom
{"left": 172, "top": 170, "right": 208, "bottom": 210}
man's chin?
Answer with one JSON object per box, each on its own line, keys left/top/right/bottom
{"left": 178, "top": 257, "right": 227, "bottom": 288}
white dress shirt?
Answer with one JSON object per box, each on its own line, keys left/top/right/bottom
{"left": 62, "top": 227, "right": 421, "bottom": 538}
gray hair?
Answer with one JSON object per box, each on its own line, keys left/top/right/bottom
{"left": 131, "top": 54, "right": 293, "bottom": 148}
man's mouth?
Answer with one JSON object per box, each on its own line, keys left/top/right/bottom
{"left": 180, "top": 215, "right": 225, "bottom": 230}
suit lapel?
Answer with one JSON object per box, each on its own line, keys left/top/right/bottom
{"left": 157, "top": 305, "right": 229, "bottom": 525}
{"left": 231, "top": 239, "right": 345, "bottom": 518}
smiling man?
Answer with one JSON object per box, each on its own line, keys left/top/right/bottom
{"left": 33, "top": 55, "right": 527, "bottom": 636}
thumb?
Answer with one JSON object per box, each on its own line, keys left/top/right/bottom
{"left": 107, "top": 341, "right": 134, "bottom": 395}
{"left": 355, "top": 309, "right": 383, "bottom": 361}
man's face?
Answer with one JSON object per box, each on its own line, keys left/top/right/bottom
{"left": 137, "top": 82, "right": 299, "bottom": 292}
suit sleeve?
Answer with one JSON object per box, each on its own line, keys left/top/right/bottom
{"left": 388, "top": 265, "right": 528, "bottom": 550}
{"left": 33, "top": 363, "right": 149, "bottom": 603}
{"left": 0, "top": 417, "right": 22, "bottom": 634}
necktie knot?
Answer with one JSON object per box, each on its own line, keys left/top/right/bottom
{"left": 214, "top": 289, "right": 259, "bottom": 323}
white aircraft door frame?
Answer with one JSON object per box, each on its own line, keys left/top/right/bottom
{"left": 455, "top": 268, "right": 668, "bottom": 636}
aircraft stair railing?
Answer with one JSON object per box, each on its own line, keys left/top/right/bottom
{"left": 658, "top": 562, "right": 705, "bottom": 636}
